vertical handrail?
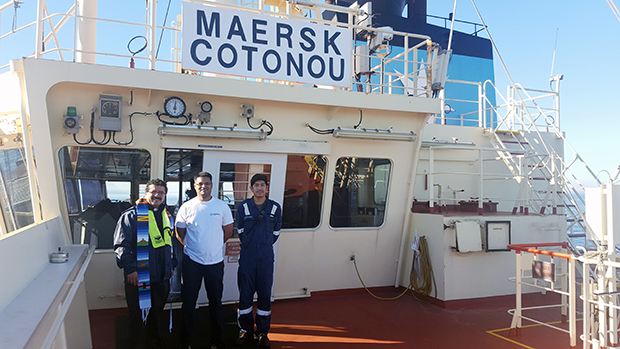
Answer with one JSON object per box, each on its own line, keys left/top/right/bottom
{"left": 428, "top": 148, "right": 435, "bottom": 213}
{"left": 510, "top": 251, "right": 523, "bottom": 329}
{"left": 478, "top": 149, "right": 483, "bottom": 214}
{"left": 568, "top": 254, "right": 576, "bottom": 348}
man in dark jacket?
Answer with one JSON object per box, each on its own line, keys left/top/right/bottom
{"left": 114, "top": 178, "right": 176, "bottom": 349}
{"left": 235, "top": 174, "right": 282, "bottom": 348}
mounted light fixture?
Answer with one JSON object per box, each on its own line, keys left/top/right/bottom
{"left": 157, "top": 125, "right": 267, "bottom": 140}
{"left": 332, "top": 127, "right": 417, "bottom": 141}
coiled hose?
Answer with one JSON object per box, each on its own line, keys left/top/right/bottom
{"left": 353, "top": 236, "right": 437, "bottom": 302}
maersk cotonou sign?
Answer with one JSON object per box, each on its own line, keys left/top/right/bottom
{"left": 182, "top": 2, "right": 351, "bottom": 88}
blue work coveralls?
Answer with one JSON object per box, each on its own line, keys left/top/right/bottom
{"left": 236, "top": 197, "right": 282, "bottom": 335}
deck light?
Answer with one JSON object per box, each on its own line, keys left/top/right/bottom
{"left": 332, "top": 127, "right": 416, "bottom": 141}
{"left": 157, "top": 125, "right": 267, "bottom": 140}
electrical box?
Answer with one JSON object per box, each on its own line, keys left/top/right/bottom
{"left": 98, "top": 94, "right": 122, "bottom": 131}
{"left": 354, "top": 44, "right": 370, "bottom": 74}
{"left": 431, "top": 49, "right": 452, "bottom": 91}
{"left": 485, "top": 221, "right": 511, "bottom": 252}
{"left": 455, "top": 221, "right": 482, "bottom": 253}
{"left": 63, "top": 106, "right": 82, "bottom": 134}
{"left": 370, "top": 26, "right": 393, "bottom": 52}
{"left": 241, "top": 104, "right": 254, "bottom": 118}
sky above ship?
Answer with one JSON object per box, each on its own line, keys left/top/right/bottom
{"left": 0, "top": 0, "right": 617, "bottom": 187}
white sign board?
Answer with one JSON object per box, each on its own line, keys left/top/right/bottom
{"left": 182, "top": 2, "right": 352, "bottom": 88}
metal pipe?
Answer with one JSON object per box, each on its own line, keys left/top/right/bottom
{"left": 148, "top": 0, "right": 157, "bottom": 69}
{"left": 76, "top": 0, "right": 97, "bottom": 63}
{"left": 395, "top": 136, "right": 425, "bottom": 288}
{"left": 35, "top": 0, "right": 45, "bottom": 58}
{"left": 288, "top": 0, "right": 362, "bottom": 15}
{"left": 447, "top": 0, "right": 457, "bottom": 51}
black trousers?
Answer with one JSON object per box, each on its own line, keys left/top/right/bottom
{"left": 125, "top": 281, "right": 170, "bottom": 349}
{"left": 181, "top": 254, "right": 225, "bottom": 347}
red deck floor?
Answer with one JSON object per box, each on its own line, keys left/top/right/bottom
{"left": 90, "top": 287, "right": 581, "bottom": 349}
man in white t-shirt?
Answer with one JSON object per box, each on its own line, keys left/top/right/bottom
{"left": 176, "top": 171, "right": 233, "bottom": 349}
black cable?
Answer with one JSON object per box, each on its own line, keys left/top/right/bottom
{"left": 92, "top": 130, "right": 111, "bottom": 145}
{"left": 113, "top": 112, "right": 152, "bottom": 145}
{"left": 73, "top": 110, "right": 95, "bottom": 145}
{"left": 354, "top": 109, "right": 362, "bottom": 129}
{"left": 305, "top": 123, "right": 334, "bottom": 135}
{"left": 157, "top": 111, "right": 191, "bottom": 125}
{"left": 127, "top": 35, "right": 147, "bottom": 56}
{"left": 155, "top": 0, "right": 172, "bottom": 59}
{"left": 73, "top": 132, "right": 91, "bottom": 145}
{"left": 246, "top": 118, "right": 274, "bottom": 136}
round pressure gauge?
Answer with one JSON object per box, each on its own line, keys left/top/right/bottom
{"left": 164, "top": 96, "right": 186, "bottom": 118}
{"left": 200, "top": 101, "right": 213, "bottom": 113}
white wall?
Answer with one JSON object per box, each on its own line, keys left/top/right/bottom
{"left": 21, "top": 59, "right": 435, "bottom": 305}
{"left": 404, "top": 213, "right": 566, "bottom": 301}
{"left": 0, "top": 217, "right": 69, "bottom": 312}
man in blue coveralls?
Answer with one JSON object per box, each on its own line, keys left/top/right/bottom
{"left": 235, "top": 173, "right": 282, "bottom": 348}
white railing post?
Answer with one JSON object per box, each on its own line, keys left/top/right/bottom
{"left": 606, "top": 179, "right": 618, "bottom": 346}
{"left": 478, "top": 82, "right": 483, "bottom": 127}
{"left": 439, "top": 89, "right": 446, "bottom": 124}
{"left": 511, "top": 251, "right": 523, "bottom": 330}
{"left": 148, "top": 0, "right": 157, "bottom": 70}
{"left": 478, "top": 149, "right": 483, "bottom": 215}
{"left": 561, "top": 256, "right": 568, "bottom": 321}
{"left": 569, "top": 255, "right": 576, "bottom": 347}
{"left": 403, "top": 34, "right": 409, "bottom": 94}
{"left": 584, "top": 260, "right": 591, "bottom": 349}
{"left": 35, "top": 0, "right": 46, "bottom": 58}
{"left": 429, "top": 148, "right": 435, "bottom": 213}
{"left": 598, "top": 265, "right": 607, "bottom": 348}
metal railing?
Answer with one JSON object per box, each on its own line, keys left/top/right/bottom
{"left": 0, "top": 0, "right": 437, "bottom": 97}
{"left": 579, "top": 250, "right": 620, "bottom": 348}
{"left": 436, "top": 75, "right": 601, "bottom": 251}
{"left": 508, "top": 242, "right": 578, "bottom": 348}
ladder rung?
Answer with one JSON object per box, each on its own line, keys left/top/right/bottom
{"left": 500, "top": 140, "right": 529, "bottom": 145}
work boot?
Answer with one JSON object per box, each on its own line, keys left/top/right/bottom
{"left": 235, "top": 329, "right": 251, "bottom": 346}
{"left": 257, "top": 333, "right": 270, "bottom": 348}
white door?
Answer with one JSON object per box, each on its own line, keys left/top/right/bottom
{"left": 195, "top": 151, "right": 287, "bottom": 304}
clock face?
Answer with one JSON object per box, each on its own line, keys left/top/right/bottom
{"left": 164, "top": 97, "right": 186, "bottom": 118}
{"left": 101, "top": 100, "right": 120, "bottom": 117}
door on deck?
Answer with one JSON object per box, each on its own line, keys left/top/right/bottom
{"left": 195, "top": 151, "right": 287, "bottom": 304}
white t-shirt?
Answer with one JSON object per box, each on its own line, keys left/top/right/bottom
{"left": 175, "top": 196, "right": 234, "bottom": 265}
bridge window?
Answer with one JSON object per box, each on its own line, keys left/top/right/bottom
{"left": 330, "top": 157, "right": 392, "bottom": 228}
{"left": 282, "top": 155, "right": 327, "bottom": 229}
{"left": 0, "top": 146, "right": 34, "bottom": 234}
{"left": 58, "top": 146, "right": 151, "bottom": 249}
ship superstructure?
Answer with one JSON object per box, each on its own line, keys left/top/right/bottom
{"left": 0, "top": 1, "right": 612, "bottom": 348}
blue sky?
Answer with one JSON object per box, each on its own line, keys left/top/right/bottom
{"left": 428, "top": 1, "right": 620, "bottom": 187}
{"left": 1, "top": 0, "right": 618, "bottom": 188}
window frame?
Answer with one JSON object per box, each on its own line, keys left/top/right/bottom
{"left": 328, "top": 156, "right": 393, "bottom": 230}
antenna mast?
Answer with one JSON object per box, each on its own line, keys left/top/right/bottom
{"left": 550, "top": 28, "right": 558, "bottom": 80}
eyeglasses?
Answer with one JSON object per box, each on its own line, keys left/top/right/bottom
{"left": 195, "top": 182, "right": 212, "bottom": 186}
{"left": 147, "top": 190, "right": 166, "bottom": 196}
